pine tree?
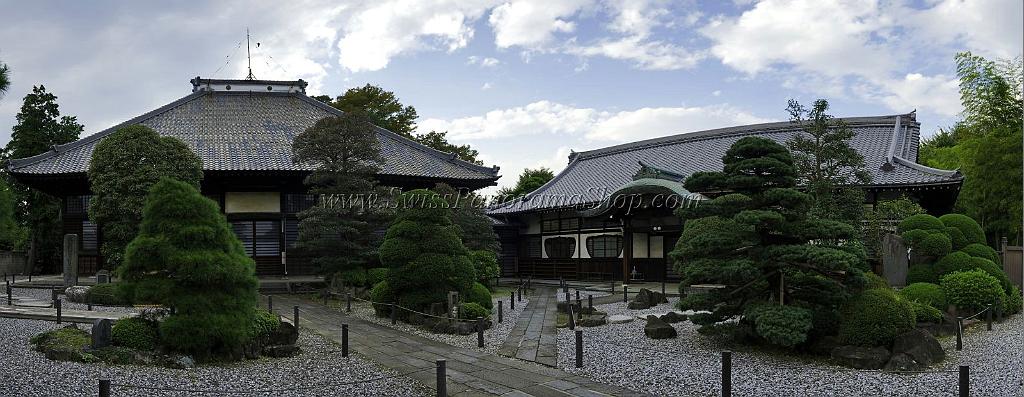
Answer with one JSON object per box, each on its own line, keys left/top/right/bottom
{"left": 121, "top": 178, "right": 258, "bottom": 357}
{"left": 434, "top": 183, "right": 500, "bottom": 283}
{"left": 672, "top": 137, "right": 868, "bottom": 348}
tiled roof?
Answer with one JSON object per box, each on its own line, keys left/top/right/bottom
{"left": 7, "top": 88, "right": 499, "bottom": 183}
{"left": 489, "top": 113, "right": 962, "bottom": 215}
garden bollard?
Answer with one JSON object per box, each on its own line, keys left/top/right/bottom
{"left": 56, "top": 299, "right": 62, "bottom": 325}
{"left": 498, "top": 301, "right": 503, "bottom": 323}
{"left": 661, "top": 281, "right": 665, "bottom": 295}
{"left": 6, "top": 280, "right": 11, "bottom": 305}
{"left": 986, "top": 305, "right": 993, "bottom": 331}
{"left": 477, "top": 317, "right": 484, "bottom": 348}
{"left": 517, "top": 287, "right": 522, "bottom": 302}
{"left": 28, "top": 273, "right": 32, "bottom": 282}
{"left": 588, "top": 294, "right": 593, "bottom": 310}
{"left": 955, "top": 317, "right": 963, "bottom": 350}
{"left": 721, "top": 351, "right": 732, "bottom": 397}
{"left": 436, "top": 359, "right": 447, "bottom": 397}
{"left": 391, "top": 304, "right": 397, "bottom": 325}
{"left": 958, "top": 365, "right": 969, "bottom": 397}
{"left": 623, "top": 285, "right": 628, "bottom": 303}
{"left": 99, "top": 379, "right": 111, "bottom": 397}
{"left": 575, "top": 330, "right": 583, "bottom": 368}
{"left": 575, "top": 290, "right": 580, "bottom": 301}
{"left": 510, "top": 291, "right": 515, "bottom": 310}
{"left": 268, "top": 295, "right": 273, "bottom": 311}
{"left": 346, "top": 293, "right": 352, "bottom": 312}
{"left": 51, "top": 288, "right": 58, "bottom": 306}
{"left": 342, "top": 324, "right": 349, "bottom": 357}
{"left": 293, "top": 306, "right": 300, "bottom": 331}
{"left": 559, "top": 276, "right": 563, "bottom": 288}
{"left": 568, "top": 305, "right": 575, "bottom": 330}
{"left": 323, "top": 291, "right": 328, "bottom": 306}
{"left": 610, "top": 281, "right": 614, "bottom": 293}
{"left": 565, "top": 291, "right": 571, "bottom": 306}
{"left": 88, "top": 303, "right": 92, "bottom": 311}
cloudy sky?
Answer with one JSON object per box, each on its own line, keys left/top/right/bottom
{"left": 0, "top": 0, "right": 1020, "bottom": 192}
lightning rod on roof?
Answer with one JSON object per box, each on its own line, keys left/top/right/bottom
{"left": 245, "top": 28, "right": 256, "bottom": 80}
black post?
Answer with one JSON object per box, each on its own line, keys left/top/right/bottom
{"left": 51, "top": 288, "right": 58, "bottom": 307}
{"left": 610, "top": 280, "right": 614, "bottom": 293}
{"left": 517, "top": 287, "right": 522, "bottom": 302}
{"left": 6, "top": 280, "right": 10, "bottom": 305}
{"left": 436, "top": 359, "right": 447, "bottom": 397}
{"left": 986, "top": 305, "right": 993, "bottom": 331}
{"left": 565, "top": 291, "right": 571, "bottom": 306}
{"left": 575, "top": 329, "right": 583, "bottom": 368}
{"left": 575, "top": 290, "right": 580, "bottom": 301}
{"left": 510, "top": 291, "right": 515, "bottom": 310}
{"left": 391, "top": 304, "right": 397, "bottom": 325}
{"left": 346, "top": 292, "right": 352, "bottom": 312}
{"left": 28, "top": 273, "right": 32, "bottom": 282}
{"left": 956, "top": 317, "right": 963, "bottom": 351}
{"left": 559, "top": 276, "right": 563, "bottom": 289}
{"left": 721, "top": 351, "right": 732, "bottom": 397}
{"left": 56, "top": 299, "right": 62, "bottom": 325}
{"left": 588, "top": 294, "right": 593, "bottom": 310}
{"left": 323, "top": 290, "right": 328, "bottom": 306}
{"left": 997, "top": 305, "right": 1004, "bottom": 322}
{"left": 958, "top": 365, "right": 969, "bottom": 397}
{"left": 568, "top": 305, "right": 575, "bottom": 330}
{"left": 99, "top": 379, "right": 111, "bottom": 397}
{"left": 88, "top": 303, "right": 92, "bottom": 311}
{"left": 498, "top": 300, "right": 503, "bottom": 323}
{"left": 477, "top": 317, "right": 484, "bottom": 348}
{"left": 623, "top": 285, "right": 628, "bottom": 303}
{"left": 293, "top": 305, "right": 300, "bottom": 331}
{"left": 268, "top": 295, "right": 273, "bottom": 311}
{"left": 342, "top": 323, "right": 349, "bottom": 358}
{"left": 661, "top": 280, "right": 665, "bottom": 295}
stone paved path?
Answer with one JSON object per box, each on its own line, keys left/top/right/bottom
{"left": 0, "top": 303, "right": 127, "bottom": 323}
{"left": 498, "top": 287, "right": 559, "bottom": 367}
{"left": 268, "top": 294, "right": 645, "bottom": 397}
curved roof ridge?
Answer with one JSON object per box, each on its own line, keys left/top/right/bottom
{"left": 295, "top": 95, "right": 499, "bottom": 176}
{"left": 893, "top": 156, "right": 961, "bottom": 177}
{"left": 575, "top": 114, "right": 904, "bottom": 161}
{"left": 7, "top": 91, "right": 209, "bottom": 170}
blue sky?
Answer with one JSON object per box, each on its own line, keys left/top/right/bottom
{"left": 0, "top": 0, "right": 1021, "bottom": 192}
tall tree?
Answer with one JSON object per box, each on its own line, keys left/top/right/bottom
{"left": 2, "top": 85, "right": 83, "bottom": 272}
{"left": 672, "top": 137, "right": 868, "bottom": 348}
{"left": 292, "top": 113, "right": 389, "bottom": 278}
{"left": 0, "top": 179, "right": 25, "bottom": 250}
{"left": 88, "top": 125, "right": 203, "bottom": 270}
{"left": 786, "top": 99, "right": 870, "bottom": 226}
{"left": 319, "top": 84, "right": 482, "bottom": 164}
{"left": 0, "top": 60, "right": 10, "bottom": 98}
{"left": 497, "top": 167, "right": 555, "bottom": 198}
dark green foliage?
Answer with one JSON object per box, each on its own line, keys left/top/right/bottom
{"left": 459, "top": 302, "right": 490, "bottom": 320}
{"left": 465, "top": 282, "right": 493, "bottom": 310}
{"left": 899, "top": 214, "right": 954, "bottom": 259}
{"left": 961, "top": 243, "right": 1000, "bottom": 264}
{"left": 2, "top": 85, "right": 83, "bottom": 272}
{"left": 1005, "top": 286, "right": 1023, "bottom": 315}
{"left": 945, "top": 227, "right": 968, "bottom": 251}
{"left": 338, "top": 269, "right": 368, "bottom": 288}
{"left": 369, "top": 280, "right": 394, "bottom": 316}
{"left": 939, "top": 214, "right": 986, "bottom": 246}
{"left": 898, "top": 214, "right": 946, "bottom": 234}
{"left": 121, "top": 179, "right": 258, "bottom": 357}
{"left": 863, "top": 197, "right": 924, "bottom": 259}
{"left": 112, "top": 317, "right": 159, "bottom": 351}
{"left": 934, "top": 252, "right": 1012, "bottom": 294}
{"left": 910, "top": 301, "right": 944, "bottom": 323}
{"left": 672, "top": 137, "right": 867, "bottom": 348}
{"left": 434, "top": 183, "right": 499, "bottom": 253}
{"left": 838, "top": 289, "right": 915, "bottom": 347}
{"left": 87, "top": 283, "right": 129, "bottom": 306}
{"left": 0, "top": 179, "right": 25, "bottom": 250}
{"left": 898, "top": 283, "right": 947, "bottom": 310}
{"left": 743, "top": 304, "right": 813, "bottom": 347}
{"left": 941, "top": 270, "right": 1004, "bottom": 313}
{"left": 88, "top": 125, "right": 203, "bottom": 270}
{"left": 367, "top": 268, "right": 389, "bottom": 287}
{"left": 413, "top": 131, "right": 482, "bottom": 165}
{"left": 906, "top": 264, "right": 938, "bottom": 285}
{"left": 292, "top": 113, "right": 390, "bottom": 278}
{"left": 863, "top": 272, "right": 890, "bottom": 290}
{"left": 470, "top": 250, "right": 500, "bottom": 284}
{"left": 0, "top": 60, "right": 8, "bottom": 96}
{"left": 918, "top": 234, "right": 952, "bottom": 258}
{"left": 251, "top": 309, "right": 280, "bottom": 338}
{"left": 381, "top": 190, "right": 476, "bottom": 313}
{"left": 29, "top": 326, "right": 96, "bottom": 363}
{"left": 496, "top": 168, "right": 555, "bottom": 199}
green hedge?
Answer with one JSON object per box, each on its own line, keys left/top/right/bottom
{"left": 1005, "top": 286, "right": 1023, "bottom": 315}
{"left": 898, "top": 283, "right": 947, "bottom": 310}
{"left": 744, "top": 304, "right": 813, "bottom": 348}
{"left": 898, "top": 214, "right": 945, "bottom": 233}
{"left": 112, "top": 317, "right": 159, "bottom": 351}
{"left": 941, "top": 270, "right": 1004, "bottom": 313}
{"left": 863, "top": 272, "right": 890, "bottom": 290}
{"left": 465, "top": 282, "right": 493, "bottom": 310}
{"left": 459, "top": 302, "right": 490, "bottom": 320}
{"left": 366, "top": 268, "right": 389, "bottom": 287}
{"left": 938, "top": 214, "right": 986, "bottom": 246}
{"left": 917, "top": 234, "right": 952, "bottom": 258}
{"left": 251, "top": 309, "right": 280, "bottom": 338}
{"left": 906, "top": 264, "right": 938, "bottom": 285}
{"left": 960, "top": 243, "right": 1000, "bottom": 265}
{"left": 369, "top": 280, "right": 394, "bottom": 316}
{"left": 910, "top": 301, "right": 944, "bottom": 323}
{"left": 87, "top": 283, "right": 129, "bottom": 306}
{"left": 839, "top": 289, "right": 915, "bottom": 347}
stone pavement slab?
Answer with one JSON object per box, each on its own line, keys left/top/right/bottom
{"left": 499, "top": 287, "right": 560, "bottom": 367}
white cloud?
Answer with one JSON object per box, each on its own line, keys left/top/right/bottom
{"left": 586, "top": 104, "right": 773, "bottom": 141}
{"left": 467, "top": 55, "right": 501, "bottom": 67}
{"left": 421, "top": 100, "right": 603, "bottom": 140}
{"left": 910, "top": 0, "right": 1024, "bottom": 60}
{"left": 868, "top": 73, "right": 961, "bottom": 116}
{"left": 481, "top": 82, "right": 493, "bottom": 90}
{"left": 489, "top": 0, "right": 593, "bottom": 49}
{"left": 567, "top": 35, "right": 704, "bottom": 70}
{"left": 712, "top": 90, "right": 721, "bottom": 96}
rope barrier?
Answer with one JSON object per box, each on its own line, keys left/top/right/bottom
{"left": 110, "top": 367, "right": 431, "bottom": 394}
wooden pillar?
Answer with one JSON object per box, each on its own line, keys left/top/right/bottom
{"left": 63, "top": 234, "right": 79, "bottom": 288}
{"left": 622, "top": 217, "right": 632, "bottom": 284}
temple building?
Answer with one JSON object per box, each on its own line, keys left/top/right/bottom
{"left": 487, "top": 113, "right": 964, "bottom": 283}
{"left": 6, "top": 77, "right": 500, "bottom": 276}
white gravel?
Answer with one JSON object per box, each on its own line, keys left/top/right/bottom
{"left": 557, "top": 299, "right": 1024, "bottom": 396}
{"left": 345, "top": 295, "right": 529, "bottom": 354}
{"left": 8, "top": 286, "right": 139, "bottom": 314}
{"left": 0, "top": 317, "right": 430, "bottom": 397}
{"left": 555, "top": 288, "right": 611, "bottom": 303}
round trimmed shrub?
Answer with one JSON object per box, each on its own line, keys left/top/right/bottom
{"left": 112, "top": 317, "right": 159, "bottom": 351}
{"left": 945, "top": 227, "right": 967, "bottom": 251}
{"left": 939, "top": 214, "right": 986, "bottom": 245}
{"left": 366, "top": 268, "right": 389, "bottom": 287}
{"left": 87, "top": 283, "right": 129, "bottom": 306}
{"left": 898, "top": 283, "right": 946, "bottom": 310}
{"left": 1005, "top": 286, "right": 1023, "bottom": 315}
{"left": 906, "top": 264, "right": 938, "bottom": 285}
{"left": 941, "top": 270, "right": 1004, "bottom": 313}
{"left": 369, "top": 280, "right": 394, "bottom": 316}
{"left": 251, "top": 309, "right": 280, "bottom": 338}
{"left": 900, "top": 229, "right": 930, "bottom": 247}
{"left": 465, "top": 282, "right": 493, "bottom": 310}
{"left": 898, "top": 214, "right": 945, "bottom": 234}
{"left": 459, "top": 302, "right": 490, "bottom": 320}
{"left": 744, "top": 304, "right": 813, "bottom": 348}
{"left": 864, "top": 272, "right": 890, "bottom": 290}
{"left": 909, "top": 301, "right": 944, "bottom": 323}
{"left": 961, "top": 243, "right": 1000, "bottom": 264}
{"left": 917, "top": 233, "right": 952, "bottom": 258}
{"left": 469, "top": 250, "right": 500, "bottom": 283}
{"left": 839, "top": 289, "right": 915, "bottom": 347}
{"left": 934, "top": 252, "right": 973, "bottom": 277}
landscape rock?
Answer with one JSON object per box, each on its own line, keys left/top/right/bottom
{"left": 883, "top": 353, "right": 925, "bottom": 372}
{"left": 269, "top": 322, "right": 298, "bottom": 346}
{"left": 628, "top": 289, "right": 668, "bottom": 310}
{"left": 830, "top": 346, "right": 890, "bottom": 369}
{"left": 643, "top": 315, "right": 677, "bottom": 339}
{"left": 262, "top": 344, "right": 300, "bottom": 358}
{"left": 168, "top": 355, "right": 195, "bottom": 369}
{"left": 807, "top": 335, "right": 841, "bottom": 356}
{"left": 579, "top": 313, "right": 608, "bottom": 327}
{"left": 608, "top": 314, "right": 634, "bottom": 324}
{"left": 64, "top": 286, "right": 90, "bottom": 303}
{"left": 891, "top": 328, "right": 944, "bottom": 366}
{"left": 660, "top": 312, "right": 687, "bottom": 324}
{"left": 90, "top": 319, "right": 112, "bottom": 349}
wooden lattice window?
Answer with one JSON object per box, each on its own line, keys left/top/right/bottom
{"left": 586, "top": 235, "right": 623, "bottom": 258}
{"left": 544, "top": 237, "right": 576, "bottom": 259}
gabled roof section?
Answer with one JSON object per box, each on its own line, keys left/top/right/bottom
{"left": 7, "top": 79, "right": 500, "bottom": 185}
{"left": 489, "top": 113, "right": 962, "bottom": 215}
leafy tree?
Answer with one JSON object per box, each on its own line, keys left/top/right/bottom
{"left": 863, "top": 197, "right": 924, "bottom": 260}
{"left": 319, "top": 84, "right": 481, "bottom": 164}
{"left": 121, "top": 178, "right": 258, "bottom": 357}
{"left": 497, "top": 167, "right": 555, "bottom": 198}
{"left": 0, "top": 60, "right": 9, "bottom": 98}
{"left": 88, "top": 125, "right": 202, "bottom": 270}
{"left": 672, "top": 137, "right": 868, "bottom": 348}
{"left": 379, "top": 189, "right": 476, "bottom": 313}
{"left": 292, "top": 113, "right": 390, "bottom": 278}
{"left": 786, "top": 99, "right": 869, "bottom": 226}
{"left": 433, "top": 183, "right": 498, "bottom": 252}
{"left": 0, "top": 179, "right": 26, "bottom": 250}
{"left": 2, "top": 85, "right": 83, "bottom": 272}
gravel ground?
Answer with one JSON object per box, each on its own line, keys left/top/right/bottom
{"left": 557, "top": 299, "right": 1024, "bottom": 397}
{"left": 8, "top": 286, "right": 139, "bottom": 314}
{"left": 0, "top": 317, "right": 430, "bottom": 397}
{"left": 345, "top": 295, "right": 529, "bottom": 353}
{"left": 555, "top": 287, "right": 611, "bottom": 303}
